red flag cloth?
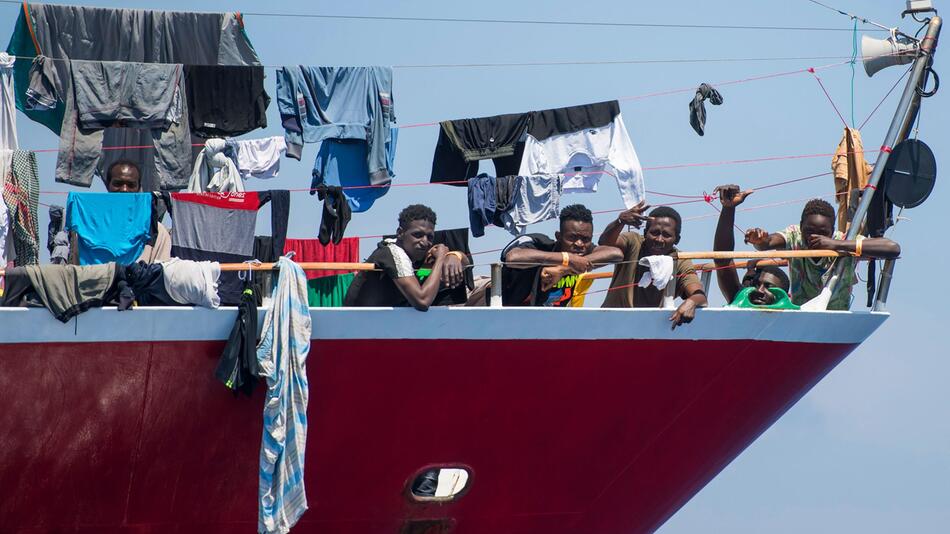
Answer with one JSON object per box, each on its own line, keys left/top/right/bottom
{"left": 283, "top": 237, "right": 359, "bottom": 279}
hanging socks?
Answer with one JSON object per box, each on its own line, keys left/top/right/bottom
{"left": 689, "top": 83, "right": 724, "bottom": 136}
{"left": 317, "top": 185, "right": 352, "bottom": 245}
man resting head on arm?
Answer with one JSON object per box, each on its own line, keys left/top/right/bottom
{"left": 343, "top": 204, "right": 469, "bottom": 311}
{"left": 743, "top": 198, "right": 900, "bottom": 310}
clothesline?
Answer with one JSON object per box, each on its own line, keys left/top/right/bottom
{"left": 22, "top": 164, "right": 844, "bottom": 245}
{"left": 25, "top": 150, "right": 876, "bottom": 198}
{"left": 0, "top": 0, "right": 888, "bottom": 33}
{"left": 6, "top": 55, "right": 886, "bottom": 145}
{"left": 2, "top": 52, "right": 894, "bottom": 71}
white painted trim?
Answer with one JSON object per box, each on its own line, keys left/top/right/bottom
{"left": 0, "top": 306, "right": 888, "bottom": 345}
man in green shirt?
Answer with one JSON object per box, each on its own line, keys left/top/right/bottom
{"left": 712, "top": 184, "right": 796, "bottom": 309}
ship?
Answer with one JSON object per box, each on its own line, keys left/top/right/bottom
{"left": 0, "top": 3, "right": 941, "bottom": 534}
{"left": 0, "top": 305, "right": 889, "bottom": 533}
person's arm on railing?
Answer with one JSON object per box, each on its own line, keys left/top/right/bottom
{"left": 393, "top": 244, "right": 449, "bottom": 312}
{"left": 807, "top": 235, "right": 901, "bottom": 258}
{"left": 504, "top": 247, "right": 592, "bottom": 274}
{"left": 437, "top": 249, "right": 469, "bottom": 289}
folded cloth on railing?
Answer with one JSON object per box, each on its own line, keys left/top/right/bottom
{"left": 158, "top": 258, "right": 221, "bottom": 308}
{"left": 257, "top": 257, "right": 311, "bottom": 534}
{"left": 184, "top": 65, "right": 269, "bottom": 138}
{"left": 602, "top": 233, "right": 700, "bottom": 309}
{"left": 637, "top": 255, "right": 674, "bottom": 290}
{"left": 0, "top": 263, "right": 118, "bottom": 322}
{"left": 116, "top": 262, "right": 177, "bottom": 307}
{"left": 66, "top": 192, "right": 152, "bottom": 265}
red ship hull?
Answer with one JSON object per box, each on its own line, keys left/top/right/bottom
{"left": 0, "top": 307, "right": 887, "bottom": 533}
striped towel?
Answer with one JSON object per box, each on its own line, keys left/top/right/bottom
{"left": 257, "top": 256, "right": 311, "bottom": 534}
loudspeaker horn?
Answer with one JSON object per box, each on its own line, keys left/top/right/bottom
{"left": 862, "top": 35, "right": 917, "bottom": 77}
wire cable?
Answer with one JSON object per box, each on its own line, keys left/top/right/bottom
{"left": 0, "top": 0, "right": 892, "bottom": 32}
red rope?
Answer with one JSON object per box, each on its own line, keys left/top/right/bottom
{"left": 808, "top": 67, "right": 849, "bottom": 128}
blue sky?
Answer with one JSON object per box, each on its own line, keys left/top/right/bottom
{"left": 5, "top": 0, "right": 948, "bottom": 531}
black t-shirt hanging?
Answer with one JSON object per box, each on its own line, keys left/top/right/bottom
{"left": 184, "top": 65, "right": 270, "bottom": 138}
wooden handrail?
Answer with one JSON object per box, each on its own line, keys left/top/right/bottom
{"left": 672, "top": 250, "right": 849, "bottom": 260}
{"left": 219, "top": 262, "right": 377, "bottom": 272}
{"left": 582, "top": 258, "right": 789, "bottom": 281}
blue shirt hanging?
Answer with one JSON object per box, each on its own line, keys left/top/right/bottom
{"left": 66, "top": 192, "right": 152, "bottom": 265}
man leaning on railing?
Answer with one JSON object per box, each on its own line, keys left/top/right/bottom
{"left": 744, "top": 197, "right": 900, "bottom": 310}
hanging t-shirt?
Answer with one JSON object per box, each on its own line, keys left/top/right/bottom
{"left": 283, "top": 237, "right": 359, "bottom": 280}
{"left": 65, "top": 192, "right": 152, "bottom": 265}
{"left": 167, "top": 190, "right": 288, "bottom": 305}
{"left": 519, "top": 110, "right": 644, "bottom": 209}
{"left": 310, "top": 135, "right": 397, "bottom": 213}
{"left": 183, "top": 65, "right": 269, "bottom": 138}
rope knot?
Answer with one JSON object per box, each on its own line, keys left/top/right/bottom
{"left": 703, "top": 191, "right": 715, "bottom": 203}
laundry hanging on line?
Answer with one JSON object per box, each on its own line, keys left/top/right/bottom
{"left": 165, "top": 190, "right": 288, "bottom": 305}
{"left": 2, "top": 149, "right": 40, "bottom": 266}
{"left": 283, "top": 237, "right": 360, "bottom": 280}
{"left": 688, "top": 83, "right": 724, "bottom": 136}
{"left": 27, "top": 57, "right": 194, "bottom": 191}
{"left": 183, "top": 65, "right": 270, "bottom": 138}
{"left": 256, "top": 256, "right": 311, "bottom": 534}
{"left": 65, "top": 192, "right": 152, "bottom": 265}
{"left": 277, "top": 66, "right": 398, "bottom": 211}
{"left": 433, "top": 100, "right": 645, "bottom": 209}
{"left": 7, "top": 2, "right": 261, "bottom": 134}
{"left": 467, "top": 173, "right": 562, "bottom": 237}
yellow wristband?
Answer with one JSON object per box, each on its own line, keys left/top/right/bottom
{"left": 446, "top": 251, "right": 465, "bottom": 261}
{"left": 855, "top": 236, "right": 864, "bottom": 257}
{"left": 561, "top": 252, "right": 570, "bottom": 267}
